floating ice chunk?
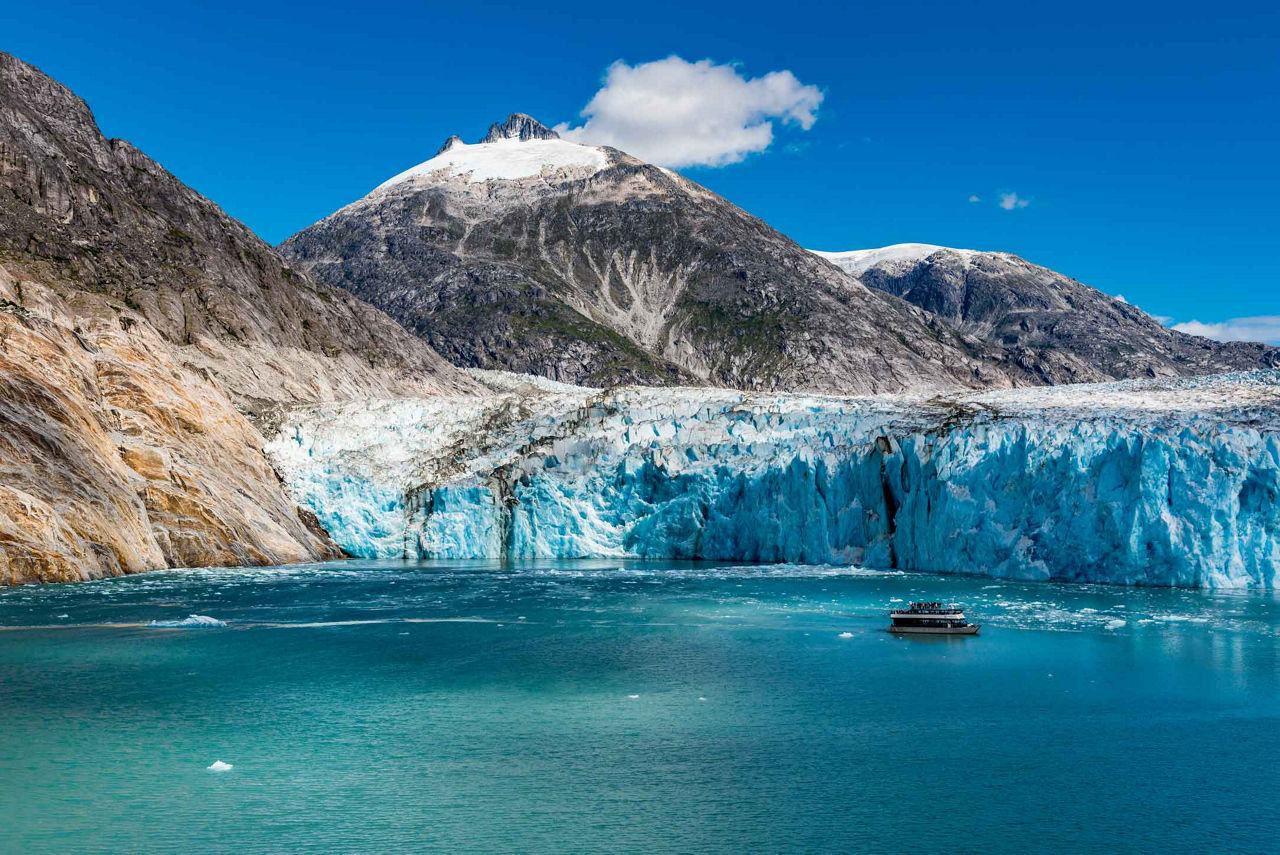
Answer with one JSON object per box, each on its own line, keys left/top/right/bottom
{"left": 627, "top": 694, "right": 640, "bottom": 699}
{"left": 838, "top": 632, "right": 854, "bottom": 638}
{"left": 207, "top": 760, "right": 233, "bottom": 772}
{"left": 698, "top": 697, "right": 708, "bottom": 702}
{"left": 1080, "top": 608, "right": 1098, "bottom": 614}
{"left": 1105, "top": 619, "right": 1127, "bottom": 630}
{"left": 56, "top": 614, "right": 69, "bottom": 619}
{"left": 149, "top": 614, "right": 226, "bottom": 628}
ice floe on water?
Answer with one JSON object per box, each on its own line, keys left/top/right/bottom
{"left": 949, "top": 581, "right": 1280, "bottom": 637}
{"left": 3, "top": 554, "right": 1276, "bottom": 644}
{"left": 207, "top": 760, "right": 233, "bottom": 772}
{"left": 149, "top": 615, "right": 226, "bottom": 628}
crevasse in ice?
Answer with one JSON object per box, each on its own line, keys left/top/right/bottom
{"left": 265, "top": 370, "right": 1280, "bottom": 588}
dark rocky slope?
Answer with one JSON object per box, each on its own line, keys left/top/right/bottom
{"left": 817, "top": 244, "right": 1279, "bottom": 384}
{"left": 281, "top": 116, "right": 1008, "bottom": 393}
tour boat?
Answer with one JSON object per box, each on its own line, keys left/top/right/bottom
{"left": 888, "top": 601, "right": 980, "bottom": 635}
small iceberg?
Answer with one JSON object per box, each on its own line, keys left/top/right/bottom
{"left": 1153, "top": 614, "right": 1209, "bottom": 624}
{"left": 149, "top": 614, "right": 226, "bottom": 628}
{"left": 1105, "top": 619, "right": 1127, "bottom": 630}
{"left": 207, "top": 760, "right": 233, "bottom": 772}
{"left": 837, "top": 632, "right": 853, "bottom": 639}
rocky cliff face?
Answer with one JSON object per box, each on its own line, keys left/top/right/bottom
{"left": 0, "top": 53, "right": 476, "bottom": 584}
{"left": 280, "top": 115, "right": 1008, "bottom": 394}
{"left": 814, "top": 244, "right": 1280, "bottom": 384}
{"left": 480, "top": 113, "right": 561, "bottom": 143}
{"left": 0, "top": 270, "right": 342, "bottom": 582}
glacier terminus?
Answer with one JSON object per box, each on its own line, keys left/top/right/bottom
{"left": 267, "top": 370, "right": 1280, "bottom": 589}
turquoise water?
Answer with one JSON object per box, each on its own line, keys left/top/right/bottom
{"left": 2, "top": 560, "right": 1278, "bottom": 853}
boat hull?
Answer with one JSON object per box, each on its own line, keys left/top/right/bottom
{"left": 889, "top": 624, "right": 981, "bottom": 635}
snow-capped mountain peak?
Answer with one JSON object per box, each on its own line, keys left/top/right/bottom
{"left": 805, "top": 241, "right": 1280, "bottom": 382}
{"left": 810, "top": 243, "right": 980, "bottom": 277}
{"left": 480, "top": 112, "right": 560, "bottom": 143}
{"left": 372, "top": 117, "right": 609, "bottom": 191}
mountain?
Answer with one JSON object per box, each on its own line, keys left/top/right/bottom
{"left": 813, "top": 244, "right": 1280, "bottom": 384}
{"left": 280, "top": 115, "right": 1010, "bottom": 393}
{"left": 0, "top": 53, "right": 475, "bottom": 584}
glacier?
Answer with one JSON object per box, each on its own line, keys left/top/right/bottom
{"left": 265, "top": 370, "right": 1280, "bottom": 588}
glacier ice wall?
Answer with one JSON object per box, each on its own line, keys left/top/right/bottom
{"left": 267, "top": 371, "right": 1280, "bottom": 588}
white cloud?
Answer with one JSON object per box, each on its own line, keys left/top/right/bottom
{"left": 1150, "top": 314, "right": 1175, "bottom": 325}
{"left": 1114, "top": 293, "right": 1128, "bottom": 303}
{"left": 968, "top": 194, "right": 981, "bottom": 203}
{"left": 1171, "top": 316, "right": 1280, "bottom": 345}
{"left": 556, "top": 56, "right": 824, "bottom": 168}
{"left": 998, "top": 192, "right": 1030, "bottom": 210}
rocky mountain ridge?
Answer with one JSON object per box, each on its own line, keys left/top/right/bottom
{"left": 816, "top": 244, "right": 1280, "bottom": 384}
{"left": 480, "top": 113, "right": 561, "bottom": 143}
{"left": 0, "top": 52, "right": 476, "bottom": 584}
{"left": 281, "top": 115, "right": 1009, "bottom": 394}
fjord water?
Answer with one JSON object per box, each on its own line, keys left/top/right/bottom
{"left": 2, "top": 562, "right": 1277, "bottom": 853}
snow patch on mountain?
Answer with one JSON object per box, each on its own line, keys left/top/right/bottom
{"left": 374, "top": 138, "right": 610, "bottom": 191}
{"left": 811, "top": 243, "right": 981, "bottom": 276}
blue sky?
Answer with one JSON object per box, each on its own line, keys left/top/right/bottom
{"left": 8, "top": 0, "right": 1279, "bottom": 340}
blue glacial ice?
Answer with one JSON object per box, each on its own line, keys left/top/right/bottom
{"left": 266, "top": 370, "right": 1280, "bottom": 588}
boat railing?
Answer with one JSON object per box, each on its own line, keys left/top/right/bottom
{"left": 890, "top": 608, "right": 963, "bottom": 616}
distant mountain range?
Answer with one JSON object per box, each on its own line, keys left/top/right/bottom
{"left": 813, "top": 244, "right": 1278, "bottom": 384}
{"left": 281, "top": 115, "right": 1278, "bottom": 392}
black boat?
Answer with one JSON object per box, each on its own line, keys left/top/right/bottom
{"left": 888, "top": 602, "right": 980, "bottom": 635}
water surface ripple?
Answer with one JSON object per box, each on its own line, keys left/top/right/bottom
{"left": 2, "top": 560, "right": 1277, "bottom": 853}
